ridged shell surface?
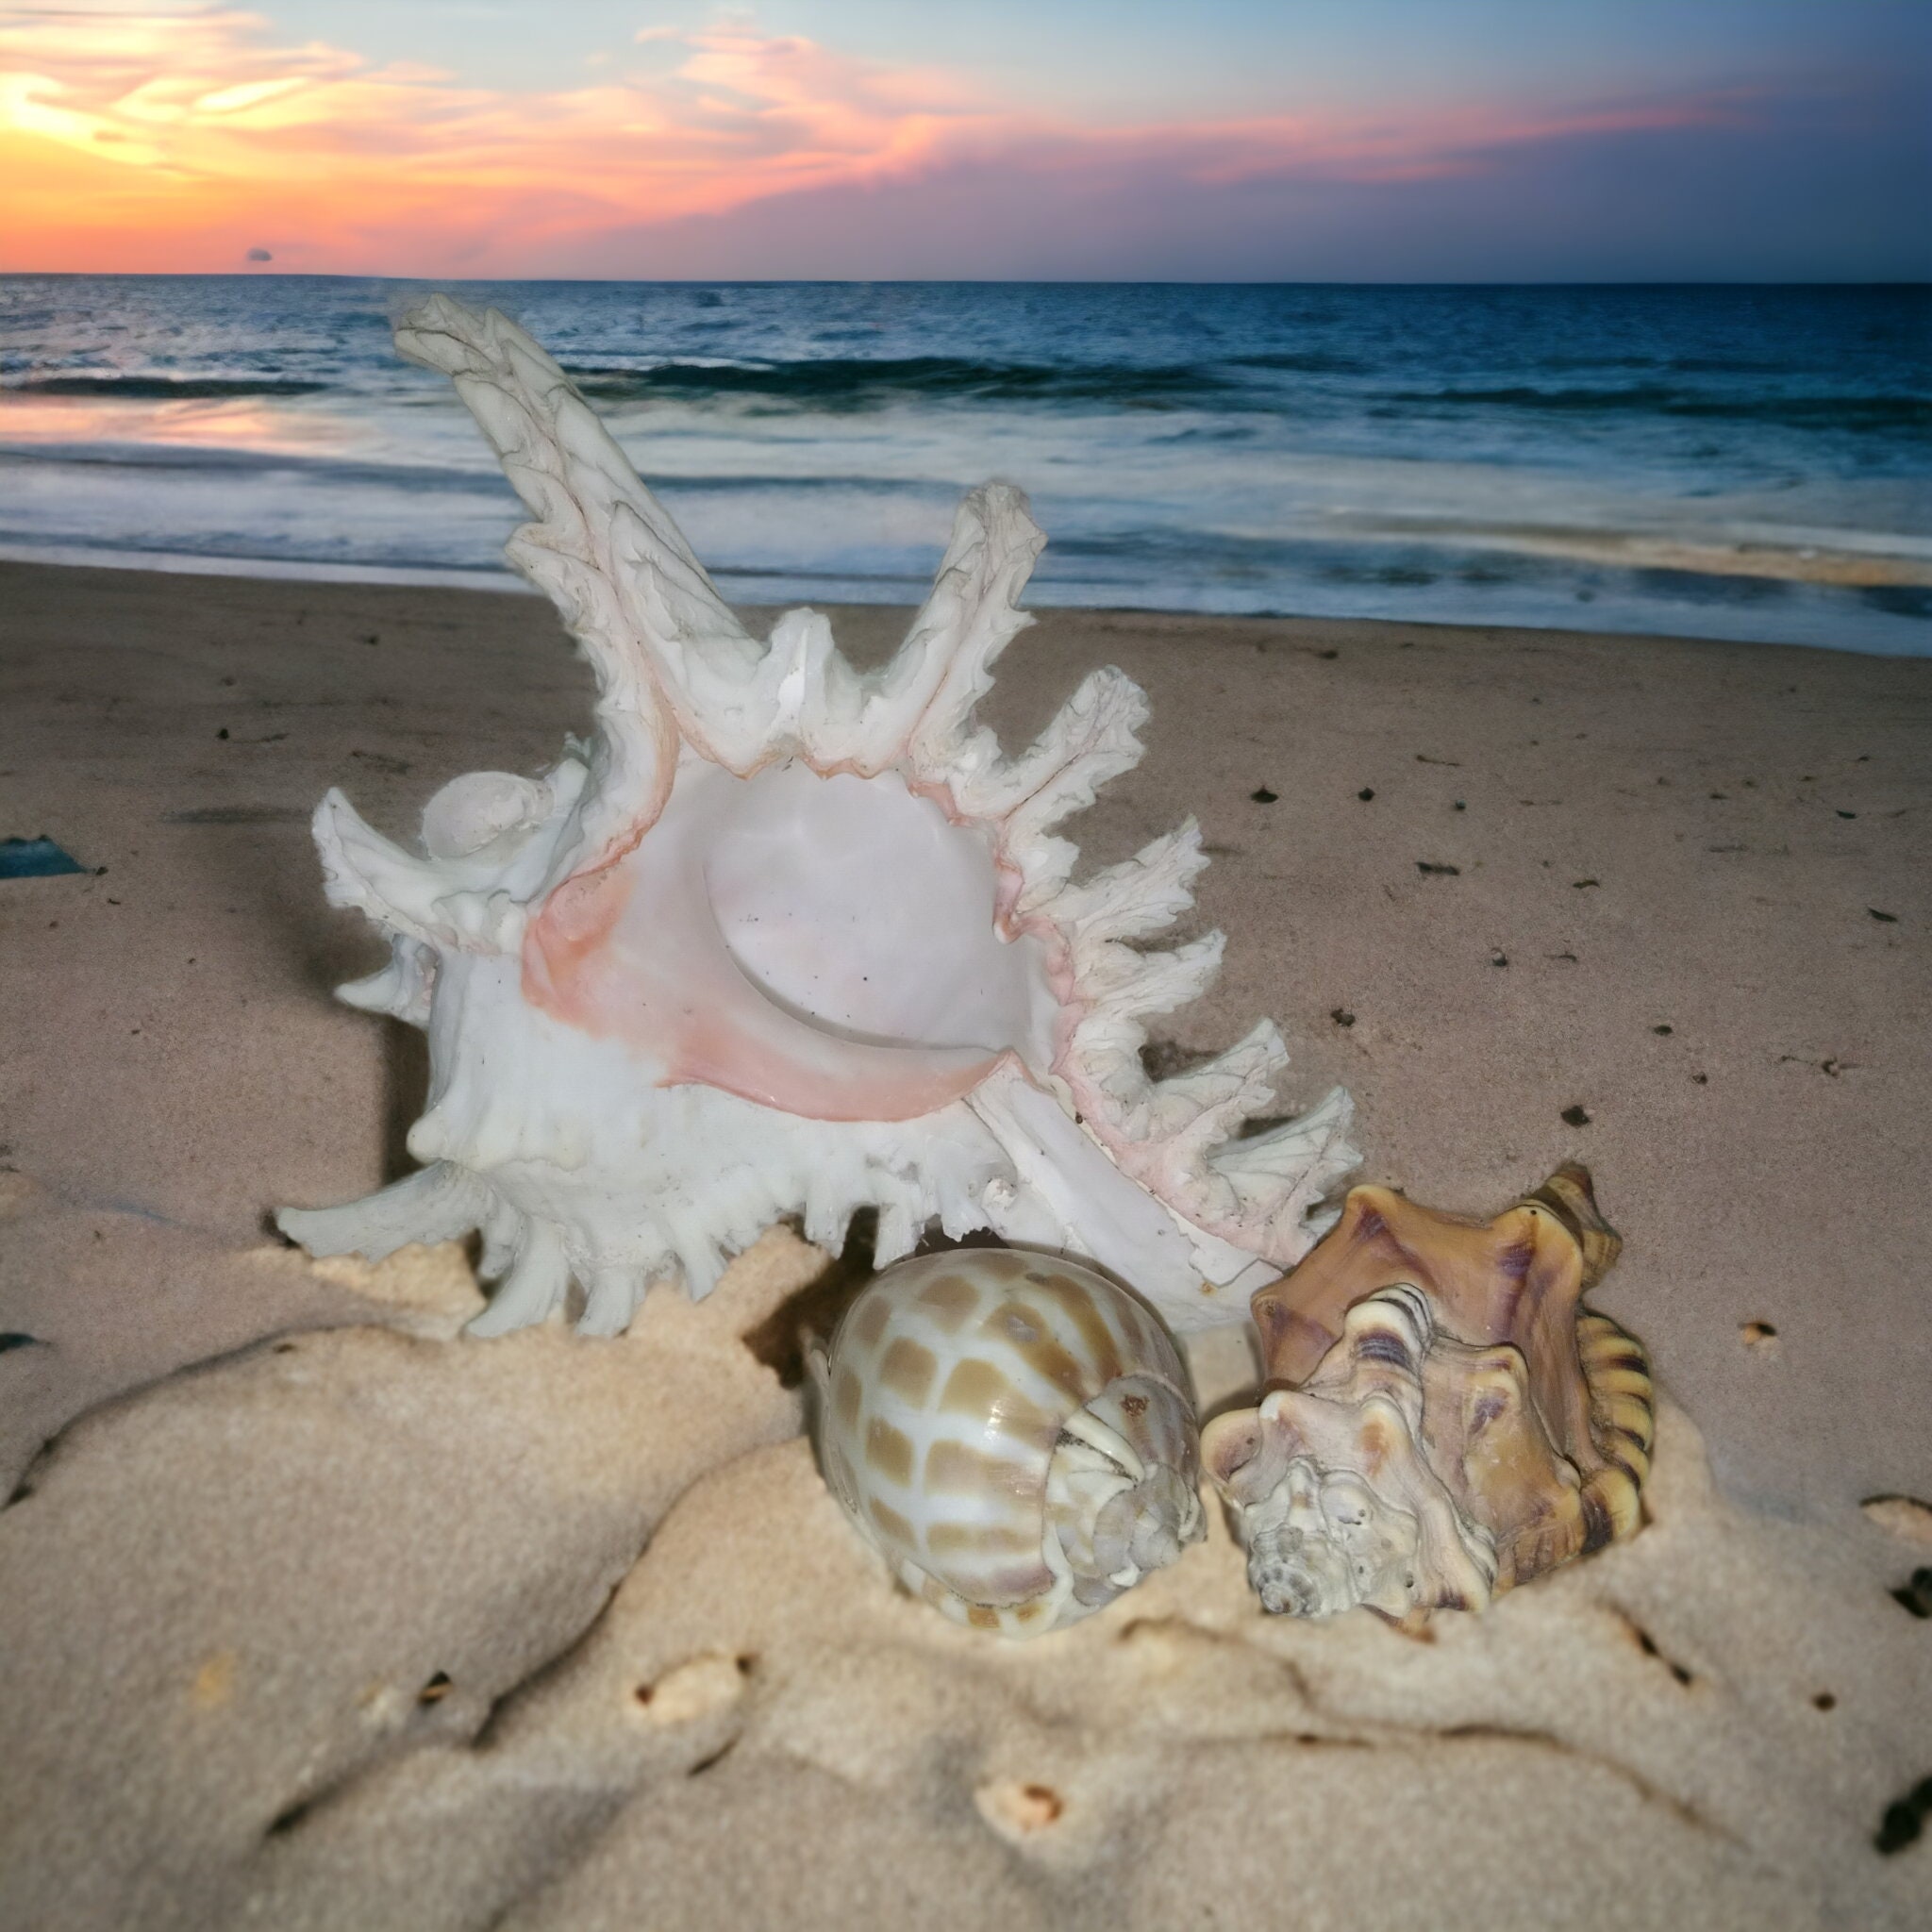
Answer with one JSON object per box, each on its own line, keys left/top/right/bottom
{"left": 814, "top": 1250, "right": 1203, "bottom": 1637}
{"left": 1203, "top": 1164, "right": 1656, "bottom": 1621}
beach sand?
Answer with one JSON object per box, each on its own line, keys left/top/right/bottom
{"left": 1, "top": 558, "right": 1927, "bottom": 1928}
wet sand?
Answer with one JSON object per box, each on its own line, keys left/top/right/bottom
{"left": 1, "top": 559, "right": 1928, "bottom": 1927}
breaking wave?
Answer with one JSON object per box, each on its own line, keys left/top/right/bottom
{"left": 562, "top": 355, "right": 1239, "bottom": 409}
{"left": 4, "top": 375, "right": 331, "bottom": 399}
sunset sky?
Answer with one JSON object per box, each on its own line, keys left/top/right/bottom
{"left": 3, "top": 0, "right": 1927, "bottom": 279}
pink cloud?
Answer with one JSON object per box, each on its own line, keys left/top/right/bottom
{"left": 0, "top": 4, "right": 1783, "bottom": 273}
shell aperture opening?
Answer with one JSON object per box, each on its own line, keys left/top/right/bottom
{"left": 524, "top": 759, "right": 1058, "bottom": 1122}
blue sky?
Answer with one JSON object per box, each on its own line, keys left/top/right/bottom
{"left": 258, "top": 0, "right": 1932, "bottom": 115}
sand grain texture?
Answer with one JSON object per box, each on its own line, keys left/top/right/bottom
{"left": 2, "top": 561, "right": 1928, "bottom": 1928}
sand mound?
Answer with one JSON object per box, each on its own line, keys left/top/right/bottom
{"left": 2, "top": 1226, "right": 1925, "bottom": 1930}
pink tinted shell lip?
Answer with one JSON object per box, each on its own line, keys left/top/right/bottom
{"left": 521, "top": 764, "right": 1038, "bottom": 1124}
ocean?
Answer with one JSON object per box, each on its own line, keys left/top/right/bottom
{"left": 1, "top": 277, "right": 1926, "bottom": 655}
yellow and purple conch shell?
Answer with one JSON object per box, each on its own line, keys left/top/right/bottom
{"left": 1203, "top": 1164, "right": 1654, "bottom": 1620}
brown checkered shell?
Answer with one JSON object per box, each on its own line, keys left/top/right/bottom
{"left": 811, "top": 1250, "right": 1205, "bottom": 1637}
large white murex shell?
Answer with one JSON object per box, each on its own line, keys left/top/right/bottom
{"left": 277, "top": 297, "right": 1357, "bottom": 1337}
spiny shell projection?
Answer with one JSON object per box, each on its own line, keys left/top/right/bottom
{"left": 1202, "top": 1165, "right": 1654, "bottom": 1620}
{"left": 811, "top": 1250, "right": 1204, "bottom": 1636}
{"left": 275, "top": 296, "right": 1357, "bottom": 1338}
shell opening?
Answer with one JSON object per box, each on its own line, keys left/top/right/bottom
{"left": 1045, "top": 1375, "right": 1204, "bottom": 1605}
{"left": 525, "top": 758, "right": 1065, "bottom": 1125}
{"left": 700, "top": 762, "right": 1057, "bottom": 1060}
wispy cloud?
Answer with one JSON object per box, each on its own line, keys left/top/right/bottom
{"left": 0, "top": 5, "right": 1894, "bottom": 275}
{"left": 0, "top": 7, "right": 1018, "bottom": 266}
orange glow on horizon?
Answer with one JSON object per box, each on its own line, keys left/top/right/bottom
{"left": 0, "top": 7, "right": 1754, "bottom": 275}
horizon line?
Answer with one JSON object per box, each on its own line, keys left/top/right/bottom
{"left": 3, "top": 271, "right": 1928, "bottom": 289}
